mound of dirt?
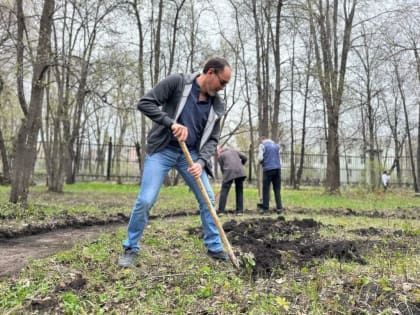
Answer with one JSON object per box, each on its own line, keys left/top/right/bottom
{"left": 189, "top": 216, "right": 367, "bottom": 278}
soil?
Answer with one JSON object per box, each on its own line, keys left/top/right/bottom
{"left": 226, "top": 216, "right": 368, "bottom": 276}
{"left": 188, "top": 215, "right": 382, "bottom": 278}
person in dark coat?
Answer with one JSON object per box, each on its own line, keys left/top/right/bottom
{"left": 216, "top": 146, "right": 247, "bottom": 216}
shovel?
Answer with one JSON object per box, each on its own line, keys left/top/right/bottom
{"left": 179, "top": 141, "right": 240, "bottom": 269}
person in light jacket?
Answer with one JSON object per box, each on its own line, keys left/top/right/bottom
{"left": 216, "top": 146, "right": 247, "bottom": 216}
{"left": 382, "top": 171, "right": 390, "bottom": 192}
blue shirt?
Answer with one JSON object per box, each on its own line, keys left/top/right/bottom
{"left": 170, "top": 80, "right": 211, "bottom": 148}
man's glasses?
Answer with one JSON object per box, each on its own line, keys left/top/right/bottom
{"left": 215, "top": 72, "right": 228, "bottom": 87}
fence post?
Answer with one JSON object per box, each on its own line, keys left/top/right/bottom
{"left": 106, "top": 137, "right": 112, "bottom": 181}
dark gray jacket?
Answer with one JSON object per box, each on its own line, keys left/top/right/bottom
{"left": 137, "top": 72, "right": 225, "bottom": 177}
{"left": 218, "top": 148, "right": 247, "bottom": 183}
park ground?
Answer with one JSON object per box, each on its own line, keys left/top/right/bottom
{"left": 0, "top": 183, "right": 419, "bottom": 314}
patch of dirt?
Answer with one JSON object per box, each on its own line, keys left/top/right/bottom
{"left": 0, "top": 223, "right": 126, "bottom": 279}
{"left": 226, "top": 216, "right": 368, "bottom": 277}
{"left": 0, "top": 212, "right": 129, "bottom": 239}
{"left": 0, "top": 211, "right": 197, "bottom": 240}
{"left": 188, "top": 216, "right": 412, "bottom": 278}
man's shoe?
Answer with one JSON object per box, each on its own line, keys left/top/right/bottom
{"left": 276, "top": 208, "right": 283, "bottom": 214}
{"left": 217, "top": 211, "right": 225, "bottom": 217}
{"left": 259, "top": 209, "right": 268, "bottom": 215}
{"left": 207, "top": 250, "right": 228, "bottom": 261}
{"left": 117, "top": 248, "right": 138, "bottom": 267}
{"left": 236, "top": 211, "right": 243, "bottom": 216}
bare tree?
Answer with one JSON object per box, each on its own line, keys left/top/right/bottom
{"left": 415, "top": 44, "right": 420, "bottom": 191}
{"left": 286, "top": 15, "right": 297, "bottom": 187}
{"left": 352, "top": 23, "right": 385, "bottom": 190}
{"left": 295, "top": 32, "right": 313, "bottom": 188}
{"left": 382, "top": 4, "right": 420, "bottom": 191}
{"left": 0, "top": 74, "right": 10, "bottom": 184}
{"left": 307, "top": 0, "right": 357, "bottom": 193}
{"left": 153, "top": 0, "right": 164, "bottom": 86}
{"left": 222, "top": 1, "right": 260, "bottom": 186}
{"left": 266, "top": 0, "right": 283, "bottom": 142}
{"left": 166, "top": 0, "right": 186, "bottom": 75}
{"left": 393, "top": 61, "right": 418, "bottom": 192}
{"left": 383, "top": 91, "right": 406, "bottom": 185}
{"left": 251, "top": 0, "right": 265, "bottom": 137}
{"left": 0, "top": 10, "right": 13, "bottom": 184}
{"left": 10, "top": 0, "right": 55, "bottom": 203}
{"left": 39, "top": 0, "right": 119, "bottom": 190}
{"left": 181, "top": 0, "right": 202, "bottom": 73}
{"left": 127, "top": 0, "right": 147, "bottom": 177}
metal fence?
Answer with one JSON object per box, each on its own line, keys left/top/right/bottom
{"left": 23, "top": 140, "right": 416, "bottom": 187}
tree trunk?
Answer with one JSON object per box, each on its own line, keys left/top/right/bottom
{"left": 10, "top": 0, "right": 55, "bottom": 203}
{"left": 269, "top": 0, "right": 282, "bottom": 142}
{"left": 395, "top": 65, "right": 418, "bottom": 192}
{"left": 326, "top": 108, "right": 340, "bottom": 193}
{"left": 131, "top": 0, "right": 146, "bottom": 179}
{"left": 296, "top": 41, "right": 312, "bottom": 188}
{"left": 167, "top": 0, "right": 186, "bottom": 75}
{"left": 42, "top": 72, "right": 65, "bottom": 192}
{"left": 0, "top": 128, "right": 10, "bottom": 184}
{"left": 307, "top": 0, "right": 357, "bottom": 194}
{"left": 0, "top": 75, "right": 11, "bottom": 184}
{"left": 251, "top": 0, "right": 267, "bottom": 137}
{"left": 417, "top": 100, "right": 420, "bottom": 191}
{"left": 65, "top": 59, "right": 89, "bottom": 184}
{"left": 289, "top": 27, "right": 296, "bottom": 187}
{"left": 414, "top": 45, "right": 420, "bottom": 192}
{"left": 153, "top": 0, "right": 163, "bottom": 86}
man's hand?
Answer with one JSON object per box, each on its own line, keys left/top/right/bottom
{"left": 171, "top": 123, "right": 188, "bottom": 142}
{"left": 188, "top": 162, "right": 202, "bottom": 178}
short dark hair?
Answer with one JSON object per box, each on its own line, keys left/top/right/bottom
{"left": 203, "top": 57, "right": 230, "bottom": 74}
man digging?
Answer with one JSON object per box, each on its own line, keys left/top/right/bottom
{"left": 118, "top": 57, "right": 232, "bottom": 267}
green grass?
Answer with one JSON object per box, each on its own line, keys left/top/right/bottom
{"left": 284, "top": 187, "right": 420, "bottom": 210}
{"left": 1, "top": 181, "right": 418, "bottom": 210}
{"left": 1, "top": 239, "right": 419, "bottom": 315}
{"left": 0, "top": 183, "right": 419, "bottom": 314}
{"left": 62, "top": 182, "right": 420, "bottom": 210}
{"left": 0, "top": 183, "right": 418, "bottom": 235}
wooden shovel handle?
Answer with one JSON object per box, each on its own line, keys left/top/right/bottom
{"left": 179, "top": 141, "right": 239, "bottom": 269}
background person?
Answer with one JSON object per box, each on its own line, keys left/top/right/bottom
{"left": 382, "top": 171, "right": 390, "bottom": 192}
{"left": 216, "top": 146, "right": 247, "bottom": 216}
{"left": 257, "top": 136, "right": 283, "bottom": 214}
{"left": 118, "top": 57, "right": 232, "bottom": 267}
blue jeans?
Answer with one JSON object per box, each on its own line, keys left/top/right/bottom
{"left": 123, "top": 146, "right": 223, "bottom": 253}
